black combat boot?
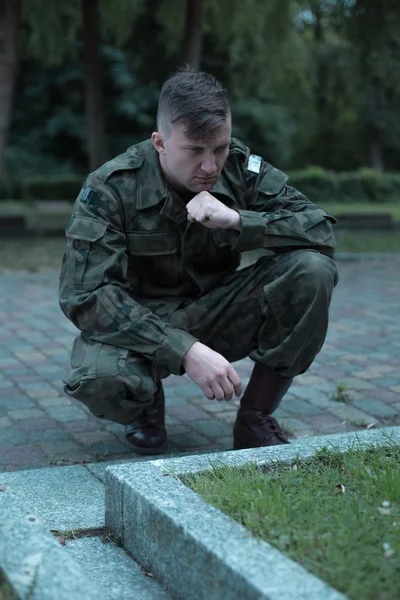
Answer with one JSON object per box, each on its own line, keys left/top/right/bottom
{"left": 233, "top": 362, "right": 292, "bottom": 449}
{"left": 125, "top": 382, "right": 167, "bottom": 455}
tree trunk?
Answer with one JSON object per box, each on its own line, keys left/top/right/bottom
{"left": 312, "top": 2, "right": 329, "bottom": 166}
{"left": 82, "top": 0, "right": 108, "bottom": 171}
{"left": 181, "top": 0, "right": 205, "bottom": 70}
{"left": 0, "top": 0, "right": 20, "bottom": 189}
{"left": 369, "top": 129, "right": 384, "bottom": 172}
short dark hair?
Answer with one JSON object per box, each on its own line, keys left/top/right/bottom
{"left": 157, "top": 67, "right": 230, "bottom": 141}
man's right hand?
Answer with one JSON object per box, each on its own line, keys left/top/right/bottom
{"left": 182, "top": 342, "right": 242, "bottom": 401}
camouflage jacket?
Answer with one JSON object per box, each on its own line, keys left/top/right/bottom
{"left": 59, "top": 137, "right": 336, "bottom": 375}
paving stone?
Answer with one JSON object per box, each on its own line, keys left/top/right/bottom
{"left": 328, "top": 404, "right": 378, "bottom": 425}
{"left": 0, "top": 446, "right": 47, "bottom": 469}
{"left": 8, "top": 407, "right": 47, "bottom": 421}
{"left": 72, "top": 431, "right": 120, "bottom": 445}
{"left": 278, "top": 417, "right": 310, "bottom": 433}
{"left": 289, "top": 386, "right": 332, "bottom": 404}
{"left": 17, "top": 417, "right": 59, "bottom": 431}
{"left": 167, "top": 405, "right": 213, "bottom": 421}
{"left": 217, "top": 410, "right": 239, "bottom": 423}
{"left": 0, "top": 416, "right": 12, "bottom": 428}
{"left": 366, "top": 387, "right": 400, "bottom": 404}
{"left": 351, "top": 397, "right": 398, "bottom": 418}
{"left": 169, "top": 431, "right": 211, "bottom": 448}
{"left": 370, "top": 377, "right": 400, "bottom": 387}
{"left": 0, "top": 379, "right": 14, "bottom": 388}
{"left": 282, "top": 397, "right": 323, "bottom": 416}
{"left": 25, "top": 428, "right": 72, "bottom": 443}
{"left": 26, "top": 387, "right": 61, "bottom": 398}
{"left": 37, "top": 395, "right": 71, "bottom": 407}
{"left": 0, "top": 386, "right": 27, "bottom": 397}
{"left": 0, "top": 395, "right": 35, "bottom": 409}
{"left": 63, "top": 419, "right": 102, "bottom": 433}
{"left": 0, "top": 429, "right": 26, "bottom": 446}
{"left": 190, "top": 419, "right": 233, "bottom": 437}
{"left": 86, "top": 441, "right": 133, "bottom": 457}
{"left": 45, "top": 406, "right": 89, "bottom": 421}
{"left": 38, "top": 441, "right": 85, "bottom": 456}
{"left": 306, "top": 413, "right": 349, "bottom": 434}
{"left": 164, "top": 394, "right": 189, "bottom": 406}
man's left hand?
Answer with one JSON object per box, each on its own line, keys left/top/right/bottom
{"left": 187, "top": 191, "right": 242, "bottom": 231}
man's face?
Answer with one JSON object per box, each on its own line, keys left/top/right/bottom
{"left": 152, "top": 117, "right": 232, "bottom": 194}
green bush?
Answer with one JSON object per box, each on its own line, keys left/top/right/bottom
{"left": 21, "top": 176, "right": 83, "bottom": 201}
{"left": 2, "top": 167, "right": 399, "bottom": 204}
{"left": 288, "top": 166, "right": 338, "bottom": 204}
{"left": 288, "top": 167, "right": 400, "bottom": 204}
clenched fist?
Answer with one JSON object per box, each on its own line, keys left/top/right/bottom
{"left": 187, "top": 191, "right": 242, "bottom": 231}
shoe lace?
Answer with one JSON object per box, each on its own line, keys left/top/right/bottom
{"left": 256, "top": 413, "right": 289, "bottom": 442}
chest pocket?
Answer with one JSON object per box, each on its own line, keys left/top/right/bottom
{"left": 126, "top": 231, "right": 179, "bottom": 286}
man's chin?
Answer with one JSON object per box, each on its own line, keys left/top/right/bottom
{"left": 192, "top": 178, "right": 217, "bottom": 192}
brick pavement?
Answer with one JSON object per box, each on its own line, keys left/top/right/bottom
{"left": 0, "top": 258, "right": 399, "bottom": 472}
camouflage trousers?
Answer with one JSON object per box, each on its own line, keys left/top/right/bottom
{"left": 63, "top": 250, "right": 338, "bottom": 424}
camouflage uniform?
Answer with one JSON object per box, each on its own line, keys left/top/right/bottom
{"left": 59, "top": 138, "right": 338, "bottom": 425}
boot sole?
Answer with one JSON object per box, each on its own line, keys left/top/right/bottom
{"left": 127, "top": 440, "right": 168, "bottom": 456}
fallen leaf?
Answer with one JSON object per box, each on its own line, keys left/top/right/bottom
{"left": 366, "top": 423, "right": 375, "bottom": 430}
{"left": 383, "top": 542, "right": 395, "bottom": 559}
{"left": 140, "top": 566, "right": 154, "bottom": 578}
{"left": 382, "top": 501, "right": 390, "bottom": 508}
{"left": 334, "top": 483, "right": 345, "bottom": 494}
{"left": 378, "top": 508, "right": 391, "bottom": 516}
{"left": 292, "top": 464, "right": 298, "bottom": 471}
{"left": 57, "top": 536, "right": 66, "bottom": 546}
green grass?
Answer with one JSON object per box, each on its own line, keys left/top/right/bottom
{"left": 325, "top": 202, "right": 400, "bottom": 220}
{"left": 0, "top": 238, "right": 65, "bottom": 272}
{"left": 335, "top": 230, "right": 400, "bottom": 252}
{"left": 0, "top": 231, "right": 398, "bottom": 274}
{"left": 186, "top": 442, "right": 400, "bottom": 600}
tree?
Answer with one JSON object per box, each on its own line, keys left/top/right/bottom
{"left": 83, "top": 0, "right": 108, "bottom": 170}
{"left": 344, "top": 0, "right": 400, "bottom": 171}
{"left": 181, "top": 0, "right": 205, "bottom": 69}
{"left": 0, "top": 0, "right": 20, "bottom": 189}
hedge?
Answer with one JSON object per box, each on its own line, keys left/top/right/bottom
{"left": 288, "top": 167, "right": 400, "bottom": 204}
{"left": 1, "top": 168, "right": 400, "bottom": 203}
{"left": 21, "top": 176, "right": 84, "bottom": 201}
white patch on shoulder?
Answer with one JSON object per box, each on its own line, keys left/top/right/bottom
{"left": 247, "top": 154, "right": 262, "bottom": 174}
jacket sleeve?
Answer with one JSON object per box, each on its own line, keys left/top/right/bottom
{"left": 232, "top": 160, "right": 336, "bottom": 258}
{"left": 59, "top": 175, "right": 198, "bottom": 375}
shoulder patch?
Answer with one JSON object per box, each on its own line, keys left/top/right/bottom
{"left": 247, "top": 155, "right": 262, "bottom": 174}
{"left": 80, "top": 187, "right": 101, "bottom": 207}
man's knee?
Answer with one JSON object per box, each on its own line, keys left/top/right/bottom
{"left": 271, "top": 250, "right": 338, "bottom": 297}
{"left": 63, "top": 337, "right": 157, "bottom": 424}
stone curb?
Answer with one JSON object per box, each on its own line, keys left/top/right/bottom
{"left": 0, "top": 491, "right": 105, "bottom": 600}
{"left": 105, "top": 427, "right": 400, "bottom": 600}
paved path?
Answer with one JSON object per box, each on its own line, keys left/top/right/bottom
{"left": 0, "top": 258, "right": 399, "bottom": 472}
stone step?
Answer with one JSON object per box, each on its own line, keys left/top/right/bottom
{"left": 65, "top": 536, "right": 171, "bottom": 600}
{"left": 0, "top": 463, "right": 172, "bottom": 600}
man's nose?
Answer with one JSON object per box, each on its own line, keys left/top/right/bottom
{"left": 200, "top": 155, "right": 218, "bottom": 175}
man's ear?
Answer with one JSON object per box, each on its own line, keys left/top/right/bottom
{"left": 152, "top": 132, "right": 166, "bottom": 155}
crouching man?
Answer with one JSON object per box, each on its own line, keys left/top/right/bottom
{"left": 59, "top": 68, "right": 338, "bottom": 455}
